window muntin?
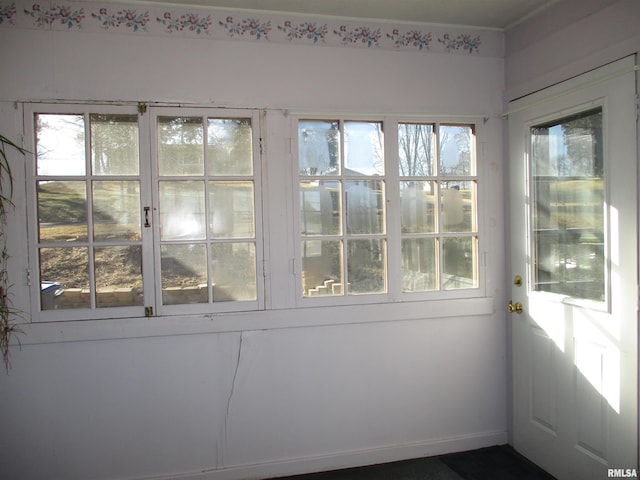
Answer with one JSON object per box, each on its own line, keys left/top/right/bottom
{"left": 298, "top": 118, "right": 480, "bottom": 302}
{"left": 29, "top": 105, "right": 262, "bottom": 319}
{"left": 298, "top": 120, "right": 387, "bottom": 298}
{"left": 399, "top": 123, "right": 478, "bottom": 293}
{"left": 155, "top": 114, "right": 259, "bottom": 310}
{"left": 34, "top": 112, "right": 144, "bottom": 313}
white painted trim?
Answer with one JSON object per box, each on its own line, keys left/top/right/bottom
{"left": 17, "top": 296, "right": 495, "bottom": 345}
{"left": 136, "top": 430, "right": 508, "bottom": 480}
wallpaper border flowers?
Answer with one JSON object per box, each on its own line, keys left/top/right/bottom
{"left": 2, "top": 0, "right": 501, "bottom": 56}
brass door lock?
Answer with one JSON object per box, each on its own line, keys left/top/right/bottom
{"left": 507, "top": 301, "right": 523, "bottom": 314}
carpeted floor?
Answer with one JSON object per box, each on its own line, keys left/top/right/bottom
{"left": 270, "top": 445, "right": 556, "bottom": 480}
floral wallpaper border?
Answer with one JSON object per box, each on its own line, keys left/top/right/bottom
{"left": 1, "top": 0, "right": 503, "bottom": 56}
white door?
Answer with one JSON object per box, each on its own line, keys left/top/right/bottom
{"left": 508, "top": 56, "right": 638, "bottom": 480}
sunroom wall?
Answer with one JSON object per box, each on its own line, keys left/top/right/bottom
{"left": 0, "top": 2, "right": 507, "bottom": 479}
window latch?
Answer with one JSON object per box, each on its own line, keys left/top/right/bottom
{"left": 144, "top": 206, "right": 151, "bottom": 228}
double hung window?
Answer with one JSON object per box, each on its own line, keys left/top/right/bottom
{"left": 297, "top": 118, "right": 480, "bottom": 303}
{"left": 26, "top": 104, "right": 262, "bottom": 320}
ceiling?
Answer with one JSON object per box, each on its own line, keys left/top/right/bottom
{"left": 117, "top": 0, "right": 558, "bottom": 30}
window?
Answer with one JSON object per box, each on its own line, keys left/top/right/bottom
{"left": 27, "top": 104, "right": 263, "bottom": 320}
{"left": 530, "top": 108, "right": 604, "bottom": 301}
{"left": 297, "top": 118, "right": 480, "bottom": 303}
{"left": 399, "top": 123, "right": 478, "bottom": 292}
{"left": 298, "top": 120, "right": 386, "bottom": 297}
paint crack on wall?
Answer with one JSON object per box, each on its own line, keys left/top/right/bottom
{"left": 222, "top": 331, "right": 244, "bottom": 465}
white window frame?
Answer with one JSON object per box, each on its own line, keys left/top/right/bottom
{"left": 293, "top": 115, "right": 487, "bottom": 308}
{"left": 24, "top": 103, "right": 265, "bottom": 322}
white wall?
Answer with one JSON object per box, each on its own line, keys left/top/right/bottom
{"left": 0, "top": 4, "right": 508, "bottom": 479}
{"left": 505, "top": 0, "right": 640, "bottom": 100}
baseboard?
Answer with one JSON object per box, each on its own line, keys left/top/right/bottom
{"left": 143, "top": 430, "right": 508, "bottom": 480}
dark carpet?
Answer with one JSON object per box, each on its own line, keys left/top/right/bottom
{"left": 270, "top": 445, "right": 556, "bottom": 480}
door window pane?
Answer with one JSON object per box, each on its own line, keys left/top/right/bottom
{"left": 398, "top": 123, "right": 436, "bottom": 177}
{"left": 94, "top": 246, "right": 143, "bottom": 307}
{"left": 402, "top": 238, "right": 438, "bottom": 292}
{"left": 158, "top": 116, "right": 204, "bottom": 176}
{"left": 209, "top": 181, "right": 254, "bottom": 238}
{"left": 207, "top": 118, "right": 253, "bottom": 175}
{"left": 159, "top": 181, "right": 206, "bottom": 241}
{"left": 401, "top": 181, "right": 437, "bottom": 234}
{"left": 211, "top": 243, "right": 257, "bottom": 301}
{"left": 441, "top": 181, "right": 476, "bottom": 233}
{"left": 93, "top": 181, "right": 141, "bottom": 241}
{"left": 161, "top": 244, "right": 208, "bottom": 305}
{"left": 39, "top": 247, "right": 90, "bottom": 310}
{"left": 299, "top": 121, "right": 340, "bottom": 176}
{"left": 347, "top": 239, "right": 386, "bottom": 294}
{"left": 530, "top": 108, "right": 604, "bottom": 301}
{"left": 302, "top": 240, "right": 342, "bottom": 296}
{"left": 37, "top": 181, "right": 88, "bottom": 242}
{"left": 346, "top": 180, "right": 384, "bottom": 235}
{"left": 440, "top": 125, "right": 474, "bottom": 176}
{"left": 442, "top": 236, "right": 477, "bottom": 290}
{"left": 344, "top": 121, "right": 384, "bottom": 176}
{"left": 300, "top": 181, "right": 341, "bottom": 236}
{"left": 36, "top": 114, "right": 86, "bottom": 176}
{"left": 91, "top": 114, "right": 139, "bottom": 175}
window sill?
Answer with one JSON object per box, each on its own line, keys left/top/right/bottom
{"left": 18, "top": 297, "right": 494, "bottom": 345}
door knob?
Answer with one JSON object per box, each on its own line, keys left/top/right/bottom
{"left": 507, "top": 300, "right": 523, "bottom": 314}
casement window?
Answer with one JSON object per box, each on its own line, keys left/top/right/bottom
{"left": 296, "top": 118, "right": 481, "bottom": 304}
{"left": 26, "top": 104, "right": 263, "bottom": 320}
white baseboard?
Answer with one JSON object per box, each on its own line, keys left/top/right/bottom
{"left": 144, "top": 430, "right": 508, "bottom": 480}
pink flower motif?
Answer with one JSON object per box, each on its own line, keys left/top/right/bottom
{"left": 32, "top": 4, "right": 40, "bottom": 11}
{"left": 164, "top": 12, "right": 171, "bottom": 19}
{"left": 99, "top": 7, "right": 107, "bottom": 15}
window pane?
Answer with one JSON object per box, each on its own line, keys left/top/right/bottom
{"left": 441, "top": 181, "right": 476, "bottom": 233}
{"left": 347, "top": 239, "right": 386, "bottom": 294}
{"left": 401, "top": 181, "right": 436, "bottom": 234}
{"left": 36, "top": 114, "right": 85, "bottom": 176}
{"left": 344, "top": 122, "right": 384, "bottom": 175}
{"left": 402, "top": 238, "right": 437, "bottom": 292}
{"left": 207, "top": 118, "right": 253, "bottom": 176}
{"left": 302, "top": 240, "right": 343, "bottom": 297}
{"left": 531, "top": 108, "right": 604, "bottom": 301}
{"left": 159, "top": 181, "right": 206, "bottom": 240}
{"left": 211, "top": 243, "right": 257, "bottom": 301}
{"left": 299, "top": 120, "right": 340, "bottom": 176}
{"left": 209, "top": 181, "right": 255, "bottom": 239}
{"left": 346, "top": 180, "right": 384, "bottom": 234}
{"left": 398, "top": 123, "right": 436, "bottom": 176}
{"left": 91, "top": 114, "right": 139, "bottom": 175}
{"left": 442, "top": 236, "right": 477, "bottom": 290}
{"left": 440, "top": 125, "right": 474, "bottom": 176}
{"left": 93, "top": 181, "right": 141, "bottom": 241}
{"left": 300, "top": 180, "right": 341, "bottom": 236}
{"left": 158, "top": 116, "right": 204, "bottom": 176}
{"left": 161, "top": 244, "right": 208, "bottom": 305}
{"left": 37, "top": 181, "right": 88, "bottom": 242}
{"left": 94, "top": 246, "right": 143, "bottom": 307}
{"left": 39, "top": 247, "right": 90, "bottom": 310}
